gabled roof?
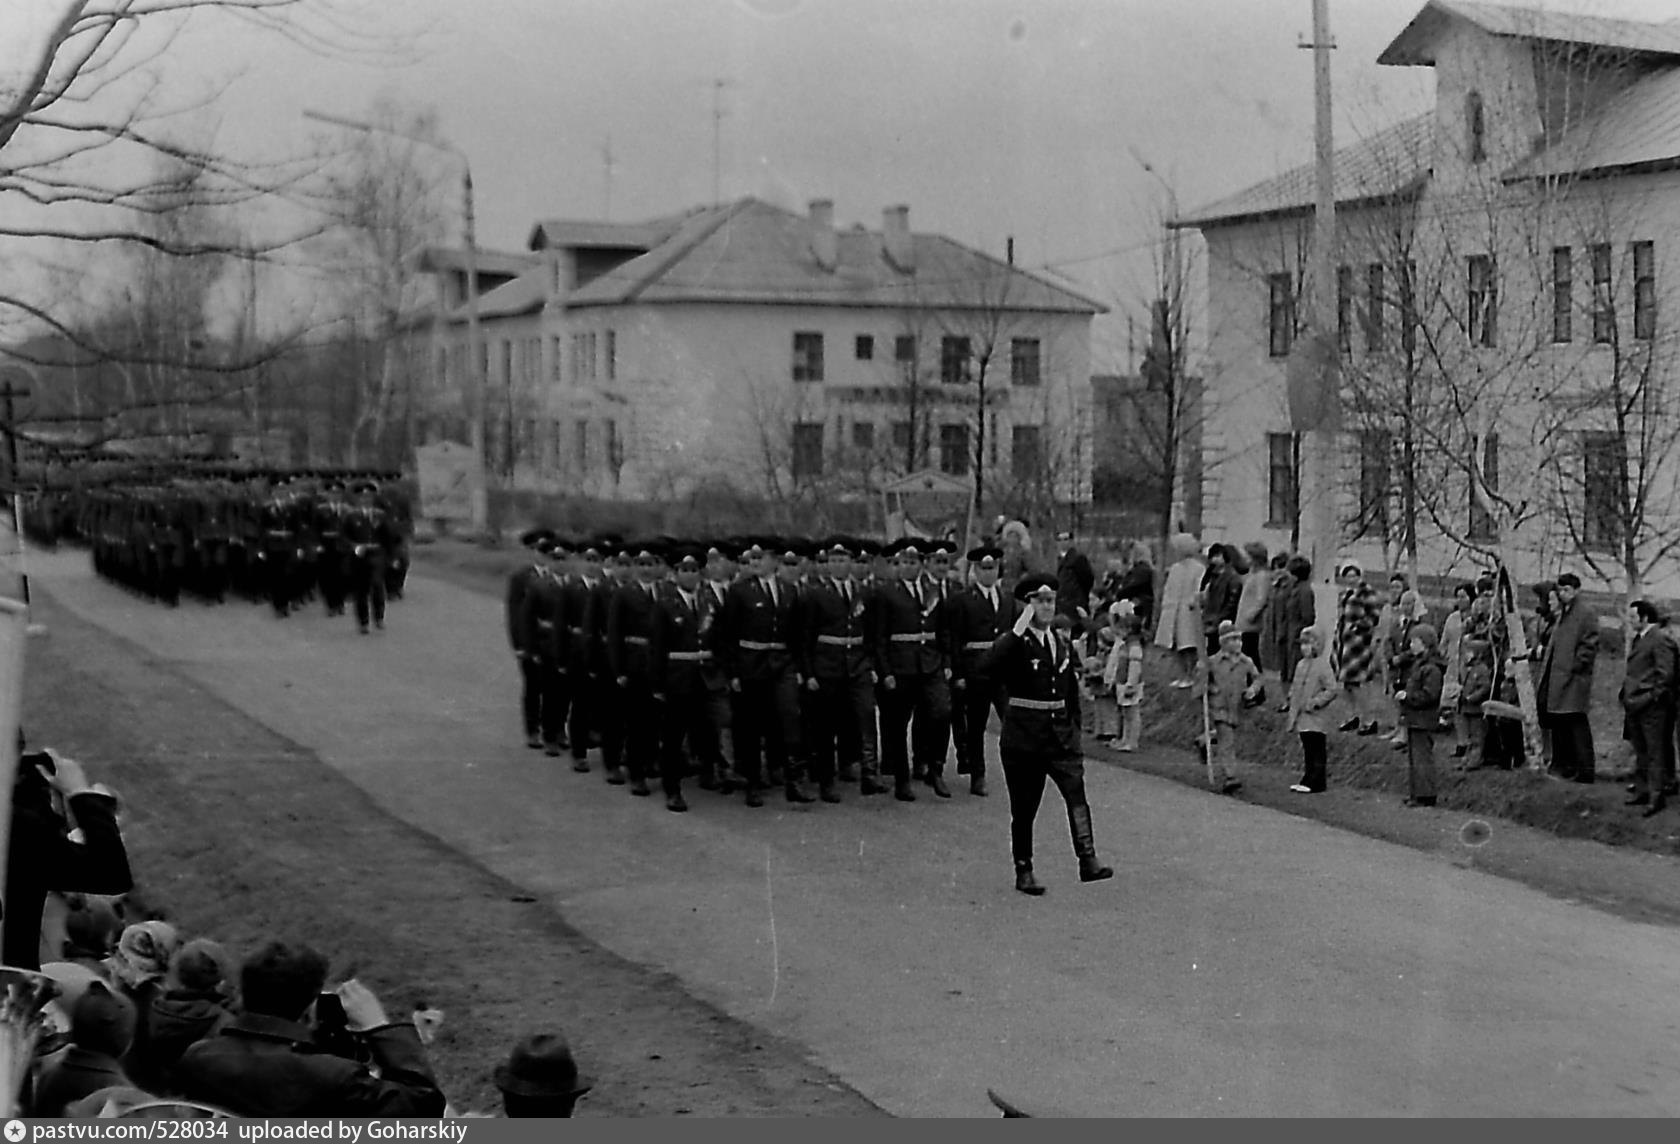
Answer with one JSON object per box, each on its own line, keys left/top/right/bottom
{"left": 1506, "top": 63, "right": 1680, "bottom": 179}
{"left": 414, "top": 246, "right": 537, "bottom": 277}
{"left": 471, "top": 266, "right": 549, "bottom": 320}
{"left": 526, "top": 213, "right": 695, "bottom": 252}
{"left": 1379, "top": 0, "right": 1680, "bottom": 67}
{"left": 1172, "top": 114, "right": 1433, "bottom": 231}
{"left": 564, "top": 197, "right": 1105, "bottom": 314}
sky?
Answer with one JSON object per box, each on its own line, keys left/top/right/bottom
{"left": 6, "top": 0, "right": 1680, "bottom": 366}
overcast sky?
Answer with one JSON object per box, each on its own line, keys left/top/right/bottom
{"left": 8, "top": 0, "right": 1680, "bottom": 365}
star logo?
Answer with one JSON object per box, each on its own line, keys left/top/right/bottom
{"left": 5, "top": 1120, "right": 27, "bottom": 1143}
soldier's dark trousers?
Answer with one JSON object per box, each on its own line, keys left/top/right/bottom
{"left": 808, "top": 676, "right": 876, "bottom": 784}
{"left": 956, "top": 683, "right": 1007, "bottom": 779}
{"left": 704, "top": 684, "right": 735, "bottom": 773}
{"left": 661, "top": 689, "right": 716, "bottom": 795}
{"left": 1628, "top": 705, "right": 1668, "bottom": 798}
{"left": 320, "top": 554, "right": 348, "bottom": 614}
{"left": 385, "top": 546, "right": 409, "bottom": 599}
{"left": 878, "top": 673, "right": 928, "bottom": 783}
{"left": 911, "top": 673, "right": 953, "bottom": 775}
{"left": 265, "top": 547, "right": 295, "bottom": 616}
{"left": 569, "top": 674, "right": 598, "bottom": 763}
{"left": 622, "top": 678, "right": 660, "bottom": 785}
{"left": 519, "top": 658, "right": 546, "bottom": 740}
{"left": 732, "top": 674, "right": 799, "bottom": 790}
{"left": 353, "top": 556, "right": 388, "bottom": 629}
{"left": 598, "top": 678, "right": 627, "bottom": 773}
{"left": 541, "top": 667, "right": 569, "bottom": 748}
{"left": 1000, "top": 748, "right": 1095, "bottom": 866}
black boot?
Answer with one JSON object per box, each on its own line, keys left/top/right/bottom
{"left": 1069, "top": 805, "right": 1113, "bottom": 883}
{"left": 1014, "top": 861, "right": 1045, "bottom": 896}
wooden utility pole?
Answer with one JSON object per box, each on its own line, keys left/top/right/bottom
{"left": 0, "top": 380, "right": 33, "bottom": 607}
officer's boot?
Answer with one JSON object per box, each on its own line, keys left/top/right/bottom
{"left": 1069, "top": 805, "right": 1114, "bottom": 883}
{"left": 1014, "top": 860, "right": 1045, "bottom": 896}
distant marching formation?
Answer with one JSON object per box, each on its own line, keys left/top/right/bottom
{"left": 25, "top": 469, "right": 415, "bottom": 635}
{"left": 505, "top": 532, "right": 1026, "bottom": 814}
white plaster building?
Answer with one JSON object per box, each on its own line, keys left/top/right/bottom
{"left": 413, "top": 197, "right": 1103, "bottom": 513}
{"left": 1175, "top": 0, "right": 1680, "bottom": 596}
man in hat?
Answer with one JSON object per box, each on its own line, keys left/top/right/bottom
{"left": 717, "top": 540, "right": 814, "bottom": 806}
{"left": 343, "top": 481, "right": 397, "bottom": 634}
{"left": 314, "top": 480, "right": 351, "bottom": 618}
{"left": 871, "top": 539, "right": 952, "bottom": 799}
{"left": 795, "top": 538, "right": 881, "bottom": 800}
{"left": 653, "top": 543, "right": 722, "bottom": 810}
{"left": 561, "top": 539, "right": 609, "bottom": 773}
{"left": 699, "top": 541, "right": 741, "bottom": 786}
{"left": 607, "top": 542, "right": 667, "bottom": 797}
{"left": 947, "top": 545, "right": 1018, "bottom": 796}
{"left": 1055, "top": 530, "right": 1095, "bottom": 634}
{"left": 508, "top": 530, "right": 552, "bottom": 750}
{"left": 986, "top": 574, "right": 1114, "bottom": 895}
{"left": 524, "top": 536, "right": 572, "bottom": 757}
{"left": 1536, "top": 571, "right": 1599, "bottom": 783}
{"left": 585, "top": 539, "right": 631, "bottom": 784}
{"left": 1196, "top": 619, "right": 1261, "bottom": 795}
{"left": 494, "top": 1032, "right": 591, "bottom": 1117}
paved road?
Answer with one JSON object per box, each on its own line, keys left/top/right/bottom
{"left": 36, "top": 551, "right": 1680, "bottom": 1116}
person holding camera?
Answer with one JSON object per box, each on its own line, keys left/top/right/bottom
{"left": 173, "top": 939, "right": 446, "bottom": 1117}
{"left": 4, "top": 747, "right": 133, "bottom": 971}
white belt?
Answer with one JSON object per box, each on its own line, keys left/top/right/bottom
{"left": 667, "top": 650, "right": 710, "bottom": 662}
{"left": 624, "top": 635, "right": 650, "bottom": 646}
{"left": 1009, "top": 697, "right": 1065, "bottom": 711}
{"left": 739, "top": 640, "right": 786, "bottom": 651}
{"left": 963, "top": 640, "right": 995, "bottom": 651}
{"left": 817, "top": 635, "right": 864, "bottom": 646}
{"left": 890, "top": 633, "right": 934, "bottom": 643}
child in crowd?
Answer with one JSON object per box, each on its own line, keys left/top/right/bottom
{"left": 1458, "top": 637, "right": 1493, "bottom": 771}
{"left": 1106, "top": 601, "right": 1146, "bottom": 752}
{"left": 1196, "top": 619, "right": 1261, "bottom": 795}
{"left": 1286, "top": 627, "right": 1339, "bottom": 793}
{"left": 1396, "top": 621, "right": 1445, "bottom": 806}
{"left": 1081, "top": 607, "right": 1120, "bottom": 742}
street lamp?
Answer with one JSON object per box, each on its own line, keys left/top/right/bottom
{"left": 303, "top": 107, "right": 488, "bottom": 531}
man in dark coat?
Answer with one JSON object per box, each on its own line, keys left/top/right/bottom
{"left": 795, "top": 538, "right": 880, "bottom": 800}
{"left": 607, "top": 542, "right": 667, "bottom": 797}
{"left": 870, "top": 539, "right": 951, "bottom": 800}
{"left": 652, "top": 544, "right": 722, "bottom": 811}
{"left": 174, "top": 940, "right": 445, "bottom": 1117}
{"left": 1537, "top": 572, "right": 1599, "bottom": 783}
{"left": 1054, "top": 531, "right": 1094, "bottom": 634}
{"left": 507, "top": 529, "right": 551, "bottom": 750}
{"left": 1621, "top": 599, "right": 1674, "bottom": 815}
{"left": 946, "top": 545, "right": 1017, "bottom": 796}
{"left": 584, "top": 542, "right": 630, "bottom": 784}
{"left": 717, "top": 541, "right": 813, "bottom": 807}
{"left": 984, "top": 574, "right": 1113, "bottom": 896}
{"left": 3, "top": 750, "right": 132, "bottom": 971}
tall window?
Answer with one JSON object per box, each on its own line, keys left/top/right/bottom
{"left": 550, "top": 420, "right": 563, "bottom": 472}
{"left": 1592, "top": 243, "right": 1614, "bottom": 343}
{"left": 855, "top": 334, "right": 875, "bottom": 361}
{"left": 891, "top": 421, "right": 913, "bottom": 464}
{"left": 1355, "top": 429, "right": 1391, "bottom": 540}
{"left": 1364, "top": 263, "right": 1385, "bottom": 352}
{"left": 851, "top": 421, "right": 876, "bottom": 452}
{"left": 1267, "top": 274, "right": 1294, "bottom": 358}
{"left": 1012, "top": 424, "right": 1043, "bottom": 482}
{"left": 1010, "top": 338, "right": 1041, "bottom": 386}
{"left": 435, "top": 348, "right": 447, "bottom": 388}
{"left": 940, "top": 423, "right": 971, "bottom": 475}
{"left": 1266, "top": 432, "right": 1298, "bottom": 527}
{"left": 940, "top": 336, "right": 972, "bottom": 384}
{"left": 500, "top": 340, "right": 514, "bottom": 384}
{"left": 791, "top": 422, "right": 824, "bottom": 480}
{"left": 1469, "top": 433, "right": 1500, "bottom": 541}
{"left": 1552, "top": 247, "right": 1573, "bottom": 344}
{"left": 605, "top": 329, "right": 617, "bottom": 380}
{"left": 1467, "top": 255, "right": 1497, "bottom": 347}
{"left": 792, "top": 331, "right": 824, "bottom": 382}
{"left": 574, "top": 419, "right": 589, "bottom": 473}
{"left": 605, "top": 419, "right": 623, "bottom": 476}
{"left": 894, "top": 335, "right": 917, "bottom": 376}
{"left": 1633, "top": 240, "right": 1656, "bottom": 340}
{"left": 1336, "top": 265, "right": 1353, "bottom": 354}
{"left": 1466, "top": 91, "right": 1486, "bottom": 163}
{"left": 1582, "top": 431, "right": 1624, "bottom": 550}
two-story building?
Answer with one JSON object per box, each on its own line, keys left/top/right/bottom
{"left": 414, "top": 196, "right": 1103, "bottom": 513}
{"left": 1176, "top": 0, "right": 1680, "bottom": 596}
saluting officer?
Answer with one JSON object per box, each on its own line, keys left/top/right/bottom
{"left": 947, "top": 545, "right": 1017, "bottom": 796}
{"left": 986, "top": 574, "right": 1114, "bottom": 896}
{"left": 871, "top": 539, "right": 952, "bottom": 800}
{"left": 795, "top": 537, "right": 882, "bottom": 799}
{"left": 717, "top": 540, "right": 813, "bottom": 807}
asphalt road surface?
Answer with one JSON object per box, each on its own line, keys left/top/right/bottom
{"left": 35, "top": 552, "right": 1680, "bottom": 1116}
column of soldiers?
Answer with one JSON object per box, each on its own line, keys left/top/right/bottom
{"left": 30, "top": 469, "right": 413, "bottom": 634}
{"left": 506, "top": 530, "right": 1023, "bottom": 815}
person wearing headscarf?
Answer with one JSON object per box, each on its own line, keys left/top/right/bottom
{"left": 1234, "top": 541, "right": 1273, "bottom": 668}
{"left": 1153, "top": 533, "right": 1205, "bottom": 688}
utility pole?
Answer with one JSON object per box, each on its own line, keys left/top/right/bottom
{"left": 711, "top": 78, "right": 733, "bottom": 206}
{"left": 601, "top": 135, "right": 615, "bottom": 220}
{"left": 1292, "top": 0, "right": 1342, "bottom": 626}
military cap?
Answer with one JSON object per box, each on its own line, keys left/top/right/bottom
{"left": 926, "top": 539, "right": 957, "bottom": 560}
{"left": 739, "top": 538, "right": 767, "bottom": 559}
{"left": 547, "top": 537, "right": 574, "bottom": 556}
{"left": 821, "top": 535, "right": 854, "bottom": 557}
{"left": 967, "top": 544, "right": 1004, "bottom": 565}
{"left": 519, "top": 528, "right": 548, "bottom": 549}
{"left": 1013, "top": 572, "right": 1058, "bottom": 601}
{"left": 350, "top": 479, "right": 379, "bottom": 495}
{"left": 628, "top": 540, "right": 664, "bottom": 563}
{"left": 856, "top": 537, "right": 883, "bottom": 558}
{"left": 671, "top": 543, "right": 707, "bottom": 569}
{"left": 575, "top": 539, "right": 607, "bottom": 560}
{"left": 706, "top": 539, "right": 739, "bottom": 562}
{"left": 889, "top": 537, "right": 926, "bottom": 559}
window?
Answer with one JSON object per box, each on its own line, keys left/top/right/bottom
{"left": 1466, "top": 91, "right": 1486, "bottom": 164}
{"left": 574, "top": 419, "right": 589, "bottom": 473}
{"left": 605, "top": 329, "right": 617, "bottom": 380}
{"left": 940, "top": 336, "right": 972, "bottom": 384}
{"left": 1010, "top": 338, "right": 1041, "bottom": 385}
{"left": 792, "top": 331, "right": 824, "bottom": 382}
{"left": 855, "top": 335, "right": 874, "bottom": 361}
{"left": 1336, "top": 266, "right": 1353, "bottom": 354}
{"left": 1266, "top": 432, "right": 1298, "bottom": 527}
{"left": 435, "top": 348, "right": 448, "bottom": 387}
{"left": 570, "top": 333, "right": 597, "bottom": 382}
{"left": 1552, "top": 247, "right": 1573, "bottom": 344}
{"left": 500, "top": 340, "right": 513, "bottom": 384}
{"left": 1592, "top": 243, "right": 1614, "bottom": 343}
{"left": 851, "top": 421, "right": 875, "bottom": 452}
{"left": 792, "top": 422, "right": 824, "bottom": 480}
{"left": 1467, "top": 255, "right": 1497, "bottom": 347}
{"left": 1469, "top": 433, "right": 1500, "bottom": 541}
{"left": 1633, "top": 240, "right": 1656, "bottom": 340}
{"left": 1364, "top": 263, "right": 1385, "bottom": 352}
{"left": 1267, "top": 274, "right": 1294, "bottom": 357}
{"left": 1355, "top": 429, "right": 1390, "bottom": 540}
{"left": 939, "top": 423, "right": 970, "bottom": 475}
{"left": 550, "top": 420, "right": 563, "bottom": 471}
{"left": 1582, "top": 431, "right": 1624, "bottom": 550}
{"left": 605, "top": 419, "right": 623, "bottom": 475}
{"left": 894, "top": 335, "right": 917, "bottom": 366}
{"left": 1012, "top": 424, "right": 1043, "bottom": 482}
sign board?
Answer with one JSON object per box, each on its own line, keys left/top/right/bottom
{"left": 1285, "top": 330, "right": 1342, "bottom": 432}
{"left": 415, "top": 440, "right": 483, "bottom": 525}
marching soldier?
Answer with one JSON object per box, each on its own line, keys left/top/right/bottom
{"left": 584, "top": 539, "right": 629, "bottom": 785}
{"left": 871, "top": 539, "right": 951, "bottom": 800}
{"left": 561, "top": 539, "right": 608, "bottom": 774}
{"left": 652, "top": 543, "right": 722, "bottom": 811}
{"left": 343, "top": 480, "right": 396, "bottom": 634}
{"left": 796, "top": 537, "right": 882, "bottom": 799}
{"left": 525, "top": 534, "right": 571, "bottom": 756}
{"left": 987, "top": 574, "right": 1114, "bottom": 895}
{"left": 718, "top": 540, "right": 813, "bottom": 807}
{"left": 315, "top": 480, "right": 351, "bottom": 617}
{"left": 260, "top": 484, "right": 299, "bottom": 617}
{"left": 698, "top": 541, "right": 740, "bottom": 788}
{"left": 506, "top": 529, "right": 549, "bottom": 749}
{"left": 947, "top": 545, "right": 1017, "bottom": 796}
{"left": 607, "top": 542, "right": 666, "bottom": 797}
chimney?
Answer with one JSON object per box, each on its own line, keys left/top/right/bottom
{"left": 809, "top": 199, "right": 837, "bottom": 272}
{"left": 882, "top": 204, "right": 914, "bottom": 274}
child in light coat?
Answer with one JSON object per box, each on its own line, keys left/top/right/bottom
{"left": 1195, "top": 619, "right": 1261, "bottom": 794}
{"left": 1105, "top": 601, "right": 1146, "bottom": 751}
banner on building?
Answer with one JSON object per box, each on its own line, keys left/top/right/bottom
{"left": 416, "top": 440, "right": 483, "bottom": 525}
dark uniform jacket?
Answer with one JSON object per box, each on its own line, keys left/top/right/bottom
{"left": 582, "top": 575, "right": 618, "bottom": 679}
{"left": 1620, "top": 625, "right": 1676, "bottom": 714}
{"left": 608, "top": 580, "right": 662, "bottom": 684}
{"left": 654, "top": 583, "right": 715, "bottom": 698}
{"left": 521, "top": 571, "right": 567, "bottom": 665}
{"left": 946, "top": 583, "right": 1017, "bottom": 685}
{"left": 3, "top": 786, "right": 132, "bottom": 970}
{"left": 797, "top": 577, "right": 872, "bottom": 681}
{"left": 174, "top": 1013, "right": 445, "bottom": 1118}
{"left": 1539, "top": 597, "right": 1599, "bottom": 715}
{"left": 699, "top": 578, "right": 734, "bottom": 691}
{"left": 871, "top": 578, "right": 946, "bottom": 679}
{"left": 985, "top": 627, "right": 1082, "bottom": 759}
{"left": 558, "top": 574, "right": 596, "bottom": 676}
{"left": 505, "top": 563, "right": 542, "bottom": 654}
{"left": 718, "top": 576, "right": 798, "bottom": 682}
